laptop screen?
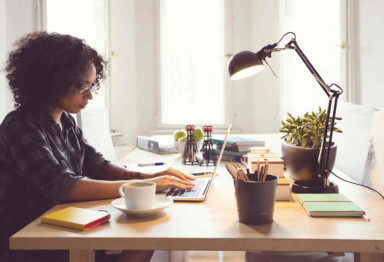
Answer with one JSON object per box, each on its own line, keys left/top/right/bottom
{"left": 206, "top": 124, "right": 232, "bottom": 187}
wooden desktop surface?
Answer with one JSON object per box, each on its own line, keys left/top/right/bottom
{"left": 10, "top": 135, "right": 384, "bottom": 262}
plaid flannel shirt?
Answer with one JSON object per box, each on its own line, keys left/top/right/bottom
{"left": 0, "top": 108, "right": 107, "bottom": 254}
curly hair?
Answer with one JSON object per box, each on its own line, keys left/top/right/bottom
{"left": 5, "top": 31, "right": 107, "bottom": 111}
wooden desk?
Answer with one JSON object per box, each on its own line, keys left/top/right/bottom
{"left": 10, "top": 146, "right": 384, "bottom": 262}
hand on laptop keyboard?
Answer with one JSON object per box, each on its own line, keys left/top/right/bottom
{"left": 144, "top": 168, "right": 196, "bottom": 192}
{"left": 159, "top": 167, "right": 196, "bottom": 181}
{"left": 166, "top": 178, "right": 205, "bottom": 198}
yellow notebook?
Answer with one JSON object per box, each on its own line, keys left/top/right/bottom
{"left": 41, "top": 207, "right": 110, "bottom": 230}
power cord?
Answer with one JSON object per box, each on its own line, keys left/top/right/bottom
{"left": 330, "top": 170, "right": 384, "bottom": 199}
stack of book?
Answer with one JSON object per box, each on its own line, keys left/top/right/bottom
{"left": 213, "top": 137, "right": 265, "bottom": 162}
{"left": 247, "top": 152, "right": 290, "bottom": 201}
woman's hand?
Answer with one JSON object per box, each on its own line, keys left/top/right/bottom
{"left": 145, "top": 168, "right": 196, "bottom": 192}
{"left": 159, "top": 167, "right": 196, "bottom": 182}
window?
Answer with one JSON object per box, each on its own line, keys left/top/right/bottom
{"left": 159, "top": 0, "right": 226, "bottom": 126}
{"left": 279, "top": 0, "right": 347, "bottom": 117}
{"left": 44, "top": 0, "right": 109, "bottom": 108}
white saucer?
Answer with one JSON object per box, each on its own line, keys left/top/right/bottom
{"left": 111, "top": 195, "right": 173, "bottom": 216}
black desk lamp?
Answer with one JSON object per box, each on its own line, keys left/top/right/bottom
{"left": 228, "top": 32, "right": 343, "bottom": 193}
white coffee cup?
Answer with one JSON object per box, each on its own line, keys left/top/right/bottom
{"left": 119, "top": 181, "right": 156, "bottom": 210}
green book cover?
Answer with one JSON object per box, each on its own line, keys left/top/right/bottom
{"left": 212, "top": 137, "right": 265, "bottom": 146}
{"left": 296, "top": 193, "right": 351, "bottom": 204}
{"left": 303, "top": 202, "right": 365, "bottom": 217}
{"left": 214, "top": 148, "right": 249, "bottom": 157}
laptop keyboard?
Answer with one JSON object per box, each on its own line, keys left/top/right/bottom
{"left": 166, "top": 178, "right": 208, "bottom": 198}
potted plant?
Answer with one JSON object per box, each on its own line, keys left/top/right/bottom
{"left": 279, "top": 107, "right": 342, "bottom": 186}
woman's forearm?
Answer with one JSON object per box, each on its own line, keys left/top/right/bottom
{"left": 64, "top": 166, "right": 196, "bottom": 201}
{"left": 62, "top": 178, "right": 131, "bottom": 202}
{"left": 95, "top": 161, "right": 150, "bottom": 180}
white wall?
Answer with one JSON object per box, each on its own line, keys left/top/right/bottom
{"left": 250, "top": 0, "right": 280, "bottom": 132}
{"left": 109, "top": 0, "right": 158, "bottom": 145}
{"left": 109, "top": 0, "right": 139, "bottom": 145}
{"left": 134, "top": 0, "right": 157, "bottom": 136}
{"left": 356, "top": 0, "right": 384, "bottom": 109}
{"left": 230, "top": 0, "right": 256, "bottom": 133}
{"left": 231, "top": 0, "right": 280, "bottom": 133}
{"left": 0, "top": 0, "right": 38, "bottom": 120}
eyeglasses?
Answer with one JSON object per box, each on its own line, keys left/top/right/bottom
{"left": 77, "top": 82, "right": 96, "bottom": 94}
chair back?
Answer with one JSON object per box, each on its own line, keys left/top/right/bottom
{"left": 333, "top": 102, "right": 374, "bottom": 183}
{"left": 362, "top": 110, "right": 384, "bottom": 195}
{"left": 77, "top": 106, "right": 116, "bottom": 162}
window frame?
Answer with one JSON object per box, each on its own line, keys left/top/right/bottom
{"left": 155, "top": 0, "right": 234, "bottom": 129}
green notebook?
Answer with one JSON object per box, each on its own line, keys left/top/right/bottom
{"left": 296, "top": 193, "right": 365, "bottom": 217}
{"left": 296, "top": 193, "right": 351, "bottom": 204}
{"left": 303, "top": 202, "right": 365, "bottom": 217}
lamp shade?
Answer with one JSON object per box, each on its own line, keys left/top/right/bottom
{"left": 228, "top": 51, "right": 265, "bottom": 80}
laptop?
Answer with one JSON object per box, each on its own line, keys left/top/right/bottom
{"left": 166, "top": 124, "right": 232, "bottom": 201}
{"left": 137, "top": 136, "right": 178, "bottom": 154}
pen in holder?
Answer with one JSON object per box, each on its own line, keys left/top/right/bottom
{"left": 182, "top": 125, "right": 200, "bottom": 165}
{"left": 225, "top": 162, "right": 278, "bottom": 225}
{"left": 200, "top": 125, "right": 216, "bottom": 166}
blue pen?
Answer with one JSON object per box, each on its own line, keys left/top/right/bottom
{"left": 138, "top": 162, "right": 165, "bottom": 167}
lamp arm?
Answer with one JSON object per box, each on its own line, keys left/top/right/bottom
{"left": 273, "top": 38, "right": 343, "bottom": 187}
{"left": 318, "top": 94, "right": 334, "bottom": 183}
{"left": 263, "top": 38, "right": 333, "bottom": 96}
{"left": 326, "top": 94, "right": 340, "bottom": 170}
{"left": 288, "top": 40, "right": 344, "bottom": 187}
{"left": 287, "top": 39, "right": 332, "bottom": 96}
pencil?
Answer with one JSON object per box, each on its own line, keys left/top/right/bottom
{"left": 260, "top": 166, "right": 264, "bottom": 182}
{"left": 237, "top": 168, "right": 249, "bottom": 182}
{"left": 225, "top": 164, "right": 238, "bottom": 180}
{"left": 263, "top": 159, "right": 269, "bottom": 182}
{"left": 225, "top": 164, "right": 234, "bottom": 178}
{"left": 242, "top": 170, "right": 250, "bottom": 181}
{"left": 234, "top": 162, "right": 249, "bottom": 181}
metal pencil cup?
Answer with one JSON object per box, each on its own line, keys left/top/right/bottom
{"left": 233, "top": 175, "right": 279, "bottom": 225}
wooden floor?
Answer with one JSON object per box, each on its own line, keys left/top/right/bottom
{"left": 189, "top": 251, "right": 245, "bottom": 262}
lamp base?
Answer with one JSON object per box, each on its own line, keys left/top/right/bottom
{"left": 292, "top": 180, "right": 338, "bottom": 194}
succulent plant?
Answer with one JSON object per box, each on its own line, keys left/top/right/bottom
{"left": 279, "top": 107, "right": 342, "bottom": 148}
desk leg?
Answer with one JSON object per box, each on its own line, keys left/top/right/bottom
{"left": 70, "top": 249, "right": 95, "bottom": 262}
{"left": 354, "top": 252, "right": 383, "bottom": 262}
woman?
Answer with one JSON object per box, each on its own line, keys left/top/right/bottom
{"left": 0, "top": 31, "right": 194, "bottom": 261}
